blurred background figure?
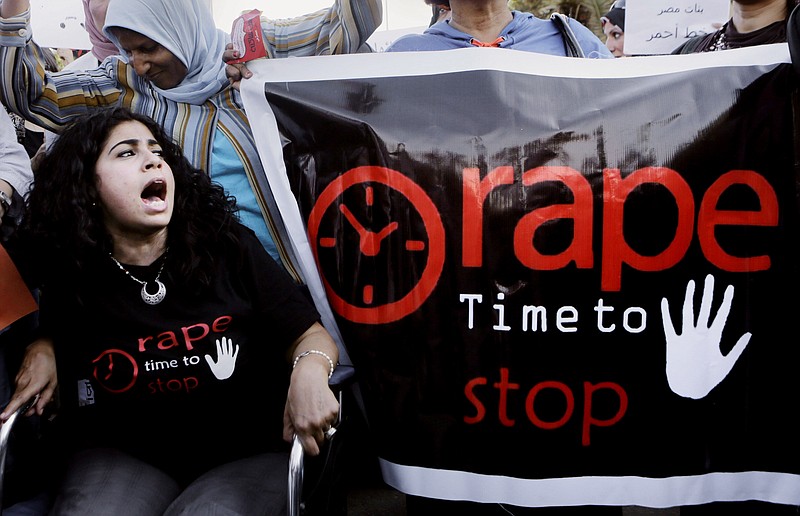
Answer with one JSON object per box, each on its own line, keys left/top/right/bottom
{"left": 673, "top": 0, "right": 794, "bottom": 53}
{"left": 81, "top": 0, "right": 115, "bottom": 64}
{"left": 4, "top": 48, "right": 59, "bottom": 158}
{"left": 389, "top": 0, "right": 612, "bottom": 57}
{"left": 429, "top": 2, "right": 451, "bottom": 26}
{"left": 0, "top": 107, "right": 33, "bottom": 234}
{"left": 600, "top": 0, "right": 627, "bottom": 57}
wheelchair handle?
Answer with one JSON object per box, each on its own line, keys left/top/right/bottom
{"left": 0, "top": 395, "right": 39, "bottom": 515}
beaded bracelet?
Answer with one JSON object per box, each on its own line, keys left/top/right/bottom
{"left": 292, "top": 349, "right": 335, "bottom": 379}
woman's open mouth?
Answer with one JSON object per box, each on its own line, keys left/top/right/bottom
{"left": 141, "top": 178, "right": 167, "bottom": 207}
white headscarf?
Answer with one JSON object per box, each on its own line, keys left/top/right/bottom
{"left": 103, "top": 0, "right": 230, "bottom": 105}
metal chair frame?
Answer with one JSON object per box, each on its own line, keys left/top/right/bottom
{"left": 0, "top": 395, "right": 38, "bottom": 516}
{"left": 2, "top": 372, "right": 354, "bottom": 516}
{"left": 288, "top": 370, "right": 349, "bottom": 516}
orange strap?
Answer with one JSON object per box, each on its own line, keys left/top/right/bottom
{"left": 470, "top": 37, "right": 505, "bottom": 48}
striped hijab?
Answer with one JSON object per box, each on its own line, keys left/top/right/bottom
{"left": 103, "top": 0, "right": 229, "bottom": 105}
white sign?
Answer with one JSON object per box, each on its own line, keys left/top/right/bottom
{"left": 30, "top": 0, "right": 91, "bottom": 50}
{"left": 624, "top": 0, "right": 730, "bottom": 55}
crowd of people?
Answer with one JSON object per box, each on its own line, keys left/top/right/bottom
{"left": 598, "top": 0, "right": 793, "bottom": 57}
{"left": 0, "top": 0, "right": 798, "bottom": 514}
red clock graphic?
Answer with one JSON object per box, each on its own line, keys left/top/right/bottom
{"left": 92, "top": 348, "right": 138, "bottom": 393}
{"left": 307, "top": 166, "right": 445, "bottom": 324}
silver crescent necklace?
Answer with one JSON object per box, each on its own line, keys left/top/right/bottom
{"left": 110, "top": 249, "right": 168, "bottom": 305}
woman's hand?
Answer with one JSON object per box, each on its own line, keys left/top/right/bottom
{"left": 0, "top": 337, "right": 57, "bottom": 421}
{"left": 283, "top": 323, "right": 340, "bottom": 456}
{"left": 223, "top": 43, "right": 253, "bottom": 91}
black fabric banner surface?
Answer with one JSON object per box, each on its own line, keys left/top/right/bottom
{"left": 242, "top": 45, "right": 800, "bottom": 507}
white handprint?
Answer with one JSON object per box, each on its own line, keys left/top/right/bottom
{"left": 204, "top": 337, "right": 239, "bottom": 380}
{"left": 661, "top": 274, "right": 751, "bottom": 400}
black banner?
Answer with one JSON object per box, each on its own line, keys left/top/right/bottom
{"left": 243, "top": 45, "right": 800, "bottom": 507}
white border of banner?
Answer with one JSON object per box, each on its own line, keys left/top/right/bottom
{"left": 380, "top": 459, "right": 800, "bottom": 507}
{"left": 241, "top": 45, "right": 800, "bottom": 507}
{"left": 244, "top": 43, "right": 789, "bottom": 83}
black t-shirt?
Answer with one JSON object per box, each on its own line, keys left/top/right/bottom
{"left": 672, "top": 19, "right": 787, "bottom": 54}
{"left": 39, "top": 224, "right": 319, "bottom": 484}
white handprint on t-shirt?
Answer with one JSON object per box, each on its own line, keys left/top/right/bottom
{"left": 661, "top": 274, "right": 752, "bottom": 400}
{"left": 205, "top": 336, "right": 240, "bottom": 380}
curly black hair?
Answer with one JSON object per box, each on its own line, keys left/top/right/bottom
{"left": 19, "top": 106, "right": 240, "bottom": 292}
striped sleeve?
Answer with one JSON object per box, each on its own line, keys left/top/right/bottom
{"left": 0, "top": 9, "right": 123, "bottom": 132}
{"left": 260, "top": 0, "right": 382, "bottom": 58}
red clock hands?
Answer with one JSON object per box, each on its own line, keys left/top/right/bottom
{"left": 339, "top": 204, "right": 399, "bottom": 257}
{"left": 103, "top": 354, "right": 114, "bottom": 380}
